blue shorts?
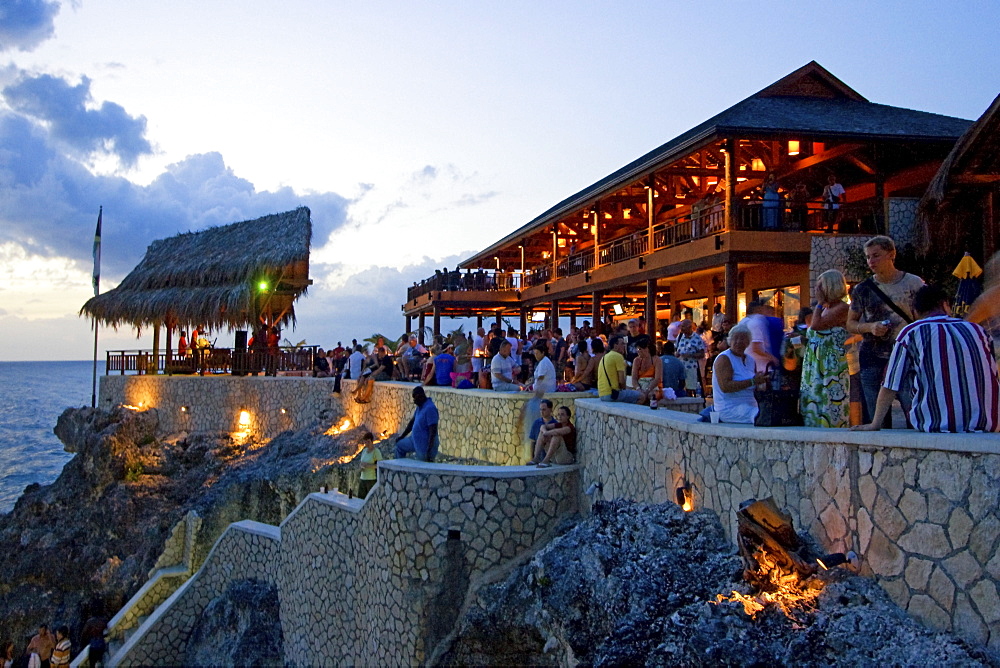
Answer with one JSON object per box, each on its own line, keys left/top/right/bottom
{"left": 600, "top": 389, "right": 642, "bottom": 404}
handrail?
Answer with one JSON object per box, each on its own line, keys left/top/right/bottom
{"left": 407, "top": 270, "right": 522, "bottom": 301}
{"left": 105, "top": 346, "right": 319, "bottom": 376}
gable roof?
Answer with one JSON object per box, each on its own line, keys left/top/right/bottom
{"left": 462, "top": 62, "right": 971, "bottom": 268}
{"left": 81, "top": 207, "right": 312, "bottom": 330}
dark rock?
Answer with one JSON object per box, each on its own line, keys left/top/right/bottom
{"left": 438, "top": 500, "right": 997, "bottom": 667}
{"left": 184, "top": 579, "right": 283, "bottom": 667}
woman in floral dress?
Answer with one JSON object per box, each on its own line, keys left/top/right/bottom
{"left": 675, "top": 319, "right": 706, "bottom": 396}
{"left": 800, "top": 270, "right": 850, "bottom": 427}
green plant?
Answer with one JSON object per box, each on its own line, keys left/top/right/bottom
{"left": 125, "top": 461, "right": 144, "bottom": 482}
{"left": 138, "top": 434, "right": 156, "bottom": 446}
{"left": 282, "top": 338, "right": 308, "bottom": 352}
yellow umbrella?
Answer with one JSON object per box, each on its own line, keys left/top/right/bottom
{"left": 953, "top": 252, "right": 984, "bottom": 316}
{"left": 953, "top": 252, "right": 983, "bottom": 279}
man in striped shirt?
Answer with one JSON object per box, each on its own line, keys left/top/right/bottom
{"left": 853, "top": 285, "right": 999, "bottom": 433}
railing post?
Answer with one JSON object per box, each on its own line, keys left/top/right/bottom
{"left": 724, "top": 138, "right": 736, "bottom": 232}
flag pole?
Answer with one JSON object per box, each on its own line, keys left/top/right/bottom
{"left": 91, "top": 206, "right": 102, "bottom": 408}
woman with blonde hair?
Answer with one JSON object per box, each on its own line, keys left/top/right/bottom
{"left": 800, "top": 269, "right": 851, "bottom": 427}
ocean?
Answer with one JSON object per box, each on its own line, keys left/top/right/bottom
{"left": 0, "top": 360, "right": 106, "bottom": 513}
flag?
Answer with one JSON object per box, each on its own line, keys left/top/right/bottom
{"left": 92, "top": 207, "right": 102, "bottom": 296}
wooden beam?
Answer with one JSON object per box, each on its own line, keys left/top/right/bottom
{"left": 952, "top": 174, "right": 1000, "bottom": 184}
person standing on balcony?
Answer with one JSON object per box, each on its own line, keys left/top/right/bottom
{"left": 822, "top": 174, "right": 847, "bottom": 232}
{"left": 847, "top": 236, "right": 924, "bottom": 427}
{"left": 789, "top": 182, "right": 811, "bottom": 230}
{"left": 761, "top": 173, "right": 782, "bottom": 231}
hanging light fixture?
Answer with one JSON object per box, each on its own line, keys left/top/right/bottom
{"left": 787, "top": 140, "right": 800, "bottom": 156}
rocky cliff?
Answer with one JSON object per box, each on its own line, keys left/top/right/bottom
{"left": 439, "top": 499, "right": 996, "bottom": 666}
{"left": 0, "top": 402, "right": 368, "bottom": 651}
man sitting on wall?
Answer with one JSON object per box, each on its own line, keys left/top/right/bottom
{"left": 491, "top": 339, "right": 521, "bottom": 392}
{"left": 395, "top": 386, "right": 440, "bottom": 462}
{"left": 853, "top": 285, "right": 1000, "bottom": 433}
{"left": 597, "top": 335, "right": 645, "bottom": 404}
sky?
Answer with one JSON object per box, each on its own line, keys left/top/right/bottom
{"left": 1, "top": 0, "right": 998, "bottom": 360}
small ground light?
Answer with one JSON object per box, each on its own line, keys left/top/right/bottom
{"left": 238, "top": 410, "right": 251, "bottom": 428}
{"left": 675, "top": 483, "right": 693, "bottom": 512}
{"left": 280, "top": 408, "right": 287, "bottom": 415}
{"left": 180, "top": 406, "right": 189, "bottom": 413}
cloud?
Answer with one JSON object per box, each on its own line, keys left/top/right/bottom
{"left": 3, "top": 72, "right": 152, "bottom": 167}
{"left": 0, "top": 0, "right": 60, "bottom": 53}
{"left": 0, "top": 109, "right": 350, "bottom": 278}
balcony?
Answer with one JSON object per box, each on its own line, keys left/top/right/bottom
{"left": 407, "top": 270, "right": 524, "bottom": 302}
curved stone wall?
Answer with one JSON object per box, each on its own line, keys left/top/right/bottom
{"left": 575, "top": 399, "right": 1000, "bottom": 650}
{"left": 114, "top": 461, "right": 579, "bottom": 666}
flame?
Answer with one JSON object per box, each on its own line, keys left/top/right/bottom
{"left": 324, "top": 418, "right": 352, "bottom": 436}
{"left": 714, "top": 547, "right": 824, "bottom": 621}
{"left": 121, "top": 404, "right": 145, "bottom": 411}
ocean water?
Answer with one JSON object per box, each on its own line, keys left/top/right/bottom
{"left": 0, "top": 361, "right": 105, "bottom": 513}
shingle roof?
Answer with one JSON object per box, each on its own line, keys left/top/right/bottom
{"left": 461, "top": 63, "right": 972, "bottom": 268}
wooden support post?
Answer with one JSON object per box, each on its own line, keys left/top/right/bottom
{"left": 645, "top": 279, "right": 657, "bottom": 334}
{"left": 873, "top": 144, "right": 886, "bottom": 235}
{"left": 165, "top": 324, "right": 173, "bottom": 368}
{"left": 477, "top": 315, "right": 483, "bottom": 329}
{"left": 551, "top": 300, "right": 559, "bottom": 332}
{"left": 592, "top": 290, "right": 603, "bottom": 327}
{"left": 519, "top": 307, "right": 527, "bottom": 337}
{"left": 552, "top": 227, "right": 558, "bottom": 280}
{"left": 150, "top": 322, "right": 160, "bottom": 375}
{"left": 647, "top": 175, "right": 655, "bottom": 249}
{"left": 724, "top": 138, "right": 736, "bottom": 231}
{"left": 495, "top": 311, "right": 502, "bottom": 328}
{"left": 593, "top": 205, "right": 600, "bottom": 269}
{"left": 418, "top": 312, "right": 426, "bottom": 344}
{"left": 433, "top": 306, "right": 441, "bottom": 338}
{"left": 984, "top": 190, "right": 997, "bottom": 260}
{"left": 725, "top": 260, "right": 739, "bottom": 325}
{"left": 570, "top": 312, "right": 577, "bottom": 329}
{"left": 405, "top": 315, "right": 412, "bottom": 336}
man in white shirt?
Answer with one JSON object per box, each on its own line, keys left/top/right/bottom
{"left": 347, "top": 345, "right": 366, "bottom": 380}
{"left": 471, "top": 327, "right": 487, "bottom": 375}
{"left": 738, "top": 300, "right": 779, "bottom": 372}
{"left": 666, "top": 313, "right": 683, "bottom": 342}
{"left": 491, "top": 340, "right": 520, "bottom": 392}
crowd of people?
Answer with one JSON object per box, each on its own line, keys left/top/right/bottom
{"left": 709, "top": 235, "right": 999, "bottom": 433}
{"left": 3, "top": 619, "right": 106, "bottom": 668}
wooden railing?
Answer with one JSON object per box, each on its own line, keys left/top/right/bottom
{"left": 407, "top": 270, "right": 523, "bottom": 301}
{"left": 106, "top": 346, "right": 320, "bottom": 376}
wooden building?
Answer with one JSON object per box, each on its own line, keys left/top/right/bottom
{"left": 402, "top": 62, "right": 972, "bottom": 337}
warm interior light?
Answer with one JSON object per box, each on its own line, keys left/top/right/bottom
{"left": 623, "top": 208, "right": 631, "bottom": 219}
{"left": 751, "top": 158, "right": 766, "bottom": 171}
{"left": 787, "top": 140, "right": 800, "bottom": 156}
{"left": 603, "top": 212, "right": 612, "bottom": 219}
{"left": 590, "top": 224, "right": 597, "bottom": 235}
{"left": 541, "top": 251, "right": 551, "bottom": 259}
{"left": 557, "top": 238, "right": 566, "bottom": 247}
{"left": 813, "top": 142, "right": 825, "bottom": 153}
{"left": 238, "top": 410, "right": 251, "bottom": 428}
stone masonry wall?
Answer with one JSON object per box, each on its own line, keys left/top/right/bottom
{"left": 116, "top": 521, "right": 281, "bottom": 666}
{"left": 100, "top": 375, "right": 590, "bottom": 465}
{"left": 116, "top": 461, "right": 579, "bottom": 666}
{"left": 575, "top": 399, "right": 1000, "bottom": 650}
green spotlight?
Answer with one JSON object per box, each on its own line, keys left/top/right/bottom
{"left": 259, "top": 281, "right": 269, "bottom": 292}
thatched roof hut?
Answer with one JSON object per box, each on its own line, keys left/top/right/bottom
{"left": 82, "top": 207, "right": 313, "bottom": 330}
{"left": 918, "top": 93, "right": 1000, "bottom": 258}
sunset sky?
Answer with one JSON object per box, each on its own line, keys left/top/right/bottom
{"left": 2, "top": 0, "right": 998, "bottom": 360}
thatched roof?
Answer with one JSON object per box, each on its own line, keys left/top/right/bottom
{"left": 917, "top": 93, "right": 1000, "bottom": 254}
{"left": 82, "top": 207, "right": 312, "bottom": 329}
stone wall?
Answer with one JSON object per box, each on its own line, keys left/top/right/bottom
{"left": 115, "top": 461, "right": 579, "bottom": 666}
{"left": 100, "top": 375, "right": 590, "bottom": 465}
{"left": 116, "top": 520, "right": 282, "bottom": 666}
{"left": 810, "top": 234, "right": 869, "bottom": 286}
{"left": 888, "top": 197, "right": 921, "bottom": 250}
{"left": 575, "top": 399, "right": 1000, "bottom": 650}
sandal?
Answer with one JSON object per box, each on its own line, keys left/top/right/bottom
{"left": 536, "top": 462, "right": 552, "bottom": 468}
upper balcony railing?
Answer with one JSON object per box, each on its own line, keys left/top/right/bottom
{"left": 411, "top": 198, "right": 878, "bottom": 299}
{"left": 106, "top": 346, "right": 320, "bottom": 376}
{"left": 407, "top": 270, "right": 523, "bottom": 302}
